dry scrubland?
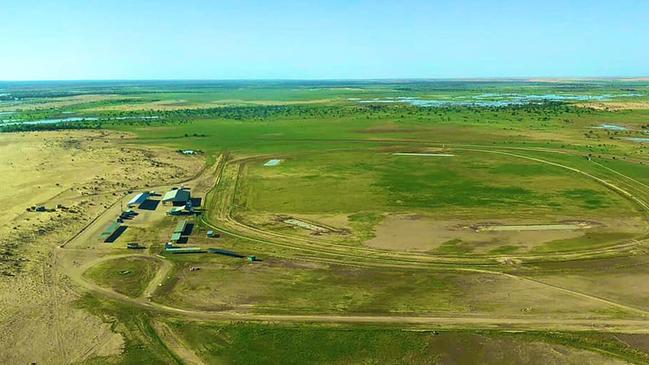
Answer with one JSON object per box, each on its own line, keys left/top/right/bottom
{"left": 577, "top": 101, "right": 649, "bottom": 110}
{"left": 0, "top": 131, "right": 203, "bottom": 365}
{"left": 0, "top": 94, "right": 140, "bottom": 112}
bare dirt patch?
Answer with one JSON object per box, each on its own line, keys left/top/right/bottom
{"left": 576, "top": 101, "right": 649, "bottom": 110}
{"left": 152, "top": 321, "right": 206, "bottom": 365}
{"left": 239, "top": 212, "right": 352, "bottom": 238}
{"left": 365, "top": 215, "right": 639, "bottom": 253}
{"left": 476, "top": 222, "right": 595, "bottom": 232}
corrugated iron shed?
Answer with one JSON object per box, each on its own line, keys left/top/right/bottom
{"left": 162, "top": 189, "right": 191, "bottom": 204}
{"left": 100, "top": 222, "right": 121, "bottom": 239}
{"left": 127, "top": 192, "right": 149, "bottom": 207}
{"left": 174, "top": 220, "right": 187, "bottom": 234}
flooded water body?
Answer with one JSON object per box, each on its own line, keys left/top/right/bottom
{"left": 353, "top": 92, "right": 643, "bottom": 107}
{"left": 264, "top": 159, "right": 282, "bottom": 166}
{"left": 1, "top": 117, "right": 98, "bottom": 126}
{"left": 1, "top": 115, "right": 160, "bottom": 126}
{"left": 625, "top": 137, "right": 649, "bottom": 143}
{"left": 595, "top": 124, "right": 627, "bottom": 131}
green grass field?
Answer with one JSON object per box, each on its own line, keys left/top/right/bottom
{"left": 84, "top": 256, "right": 161, "bottom": 298}
{"left": 166, "top": 322, "right": 641, "bottom": 365}
{"left": 239, "top": 150, "right": 634, "bottom": 215}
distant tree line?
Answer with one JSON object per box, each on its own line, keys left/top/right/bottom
{"left": 1, "top": 101, "right": 597, "bottom": 132}
{"left": 0, "top": 122, "right": 101, "bottom": 133}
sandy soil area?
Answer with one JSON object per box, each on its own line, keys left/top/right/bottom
{"left": 0, "top": 130, "right": 204, "bottom": 364}
{"left": 576, "top": 101, "right": 649, "bottom": 110}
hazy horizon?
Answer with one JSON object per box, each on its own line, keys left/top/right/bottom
{"left": 1, "top": 77, "right": 648, "bottom": 83}
{"left": 2, "top": 0, "right": 648, "bottom": 80}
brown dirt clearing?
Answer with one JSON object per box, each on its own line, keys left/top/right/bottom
{"left": 365, "top": 214, "right": 639, "bottom": 253}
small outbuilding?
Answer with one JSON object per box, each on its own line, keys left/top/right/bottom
{"left": 100, "top": 221, "right": 125, "bottom": 243}
{"left": 174, "top": 220, "right": 188, "bottom": 235}
{"left": 168, "top": 205, "right": 193, "bottom": 215}
{"left": 127, "top": 192, "right": 149, "bottom": 208}
{"left": 162, "top": 188, "right": 191, "bottom": 206}
{"left": 120, "top": 209, "right": 137, "bottom": 219}
{"left": 170, "top": 220, "right": 189, "bottom": 242}
{"left": 208, "top": 248, "right": 244, "bottom": 258}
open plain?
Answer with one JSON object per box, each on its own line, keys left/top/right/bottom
{"left": 2, "top": 79, "right": 649, "bottom": 364}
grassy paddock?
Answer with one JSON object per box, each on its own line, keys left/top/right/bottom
{"left": 84, "top": 256, "right": 161, "bottom": 298}
{"left": 150, "top": 257, "right": 637, "bottom": 319}
{"left": 165, "top": 321, "right": 648, "bottom": 365}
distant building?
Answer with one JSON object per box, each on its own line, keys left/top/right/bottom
{"left": 180, "top": 149, "right": 197, "bottom": 155}
{"left": 120, "top": 209, "right": 137, "bottom": 219}
{"left": 174, "top": 220, "right": 188, "bottom": 235}
{"left": 100, "top": 222, "right": 123, "bottom": 243}
{"left": 162, "top": 188, "right": 191, "bottom": 206}
{"left": 168, "top": 205, "right": 193, "bottom": 215}
{"left": 208, "top": 248, "right": 244, "bottom": 258}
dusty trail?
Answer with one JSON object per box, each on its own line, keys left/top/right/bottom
{"left": 151, "top": 321, "right": 207, "bottom": 365}
{"left": 59, "top": 259, "right": 649, "bottom": 334}
{"left": 142, "top": 257, "right": 173, "bottom": 299}
{"left": 592, "top": 160, "right": 649, "bottom": 192}
{"left": 66, "top": 248, "right": 649, "bottom": 335}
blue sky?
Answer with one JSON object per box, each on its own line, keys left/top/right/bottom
{"left": 0, "top": 0, "right": 647, "bottom": 80}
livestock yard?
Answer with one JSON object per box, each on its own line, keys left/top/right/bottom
{"left": 2, "top": 80, "right": 649, "bottom": 364}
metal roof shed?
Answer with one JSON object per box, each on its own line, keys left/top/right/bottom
{"left": 174, "top": 220, "right": 187, "bottom": 234}
{"left": 100, "top": 222, "right": 123, "bottom": 242}
{"left": 127, "top": 192, "right": 149, "bottom": 207}
{"left": 168, "top": 206, "right": 187, "bottom": 215}
{"left": 162, "top": 189, "right": 191, "bottom": 204}
{"left": 100, "top": 222, "right": 121, "bottom": 239}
